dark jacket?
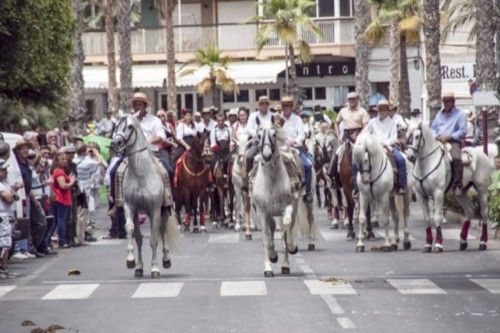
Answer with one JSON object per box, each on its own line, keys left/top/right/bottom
{"left": 16, "top": 154, "right": 32, "bottom": 196}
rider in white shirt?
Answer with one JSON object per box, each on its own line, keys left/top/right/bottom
{"left": 389, "top": 105, "right": 408, "bottom": 131}
{"left": 365, "top": 100, "right": 407, "bottom": 194}
{"left": 201, "top": 108, "right": 217, "bottom": 132}
{"left": 97, "top": 111, "right": 116, "bottom": 138}
{"left": 210, "top": 113, "right": 232, "bottom": 176}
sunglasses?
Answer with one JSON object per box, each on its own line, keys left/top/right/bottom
{"left": 27, "top": 155, "right": 36, "bottom": 160}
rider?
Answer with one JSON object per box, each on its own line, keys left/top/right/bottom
{"left": 313, "top": 104, "right": 332, "bottom": 126}
{"left": 300, "top": 111, "right": 314, "bottom": 140}
{"left": 281, "top": 96, "right": 314, "bottom": 202}
{"left": 330, "top": 92, "right": 370, "bottom": 191}
{"left": 242, "top": 95, "right": 274, "bottom": 191}
{"left": 210, "top": 112, "right": 231, "bottom": 179}
{"left": 389, "top": 104, "right": 408, "bottom": 131}
{"left": 201, "top": 107, "right": 217, "bottom": 132}
{"left": 365, "top": 100, "right": 407, "bottom": 194}
{"left": 430, "top": 91, "right": 467, "bottom": 195}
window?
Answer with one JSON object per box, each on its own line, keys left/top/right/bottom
{"left": 269, "top": 89, "right": 281, "bottom": 101}
{"left": 318, "top": 0, "right": 334, "bottom": 17}
{"left": 184, "top": 93, "right": 194, "bottom": 111}
{"left": 85, "top": 100, "right": 95, "bottom": 120}
{"left": 196, "top": 95, "right": 204, "bottom": 111}
{"left": 255, "top": 89, "right": 268, "bottom": 101}
{"left": 223, "top": 91, "right": 235, "bottom": 103}
{"left": 340, "top": 0, "right": 352, "bottom": 17}
{"left": 314, "top": 87, "right": 326, "bottom": 100}
{"left": 236, "top": 89, "right": 249, "bottom": 102}
{"left": 304, "top": 87, "right": 313, "bottom": 100}
{"left": 176, "top": 94, "right": 182, "bottom": 116}
{"left": 161, "top": 94, "right": 167, "bottom": 109}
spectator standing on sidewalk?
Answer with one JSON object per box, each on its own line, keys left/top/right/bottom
{"left": 0, "top": 159, "right": 19, "bottom": 279}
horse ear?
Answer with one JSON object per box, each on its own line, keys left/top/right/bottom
{"left": 256, "top": 117, "right": 260, "bottom": 127}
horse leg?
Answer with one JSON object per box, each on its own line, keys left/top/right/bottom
{"left": 282, "top": 230, "right": 291, "bottom": 275}
{"left": 234, "top": 187, "right": 242, "bottom": 232}
{"left": 244, "top": 194, "right": 252, "bottom": 240}
{"left": 268, "top": 216, "right": 278, "bottom": 261}
{"left": 150, "top": 207, "right": 161, "bottom": 278}
{"left": 456, "top": 193, "right": 473, "bottom": 251}
{"left": 346, "top": 200, "right": 355, "bottom": 240}
{"left": 161, "top": 215, "right": 172, "bottom": 269}
{"left": 123, "top": 204, "right": 136, "bottom": 269}
{"left": 259, "top": 210, "right": 273, "bottom": 277}
{"left": 433, "top": 189, "right": 445, "bottom": 253}
{"left": 366, "top": 204, "right": 375, "bottom": 240}
{"left": 283, "top": 204, "right": 298, "bottom": 255}
{"left": 228, "top": 189, "right": 235, "bottom": 228}
{"left": 415, "top": 191, "right": 432, "bottom": 252}
{"left": 390, "top": 196, "right": 400, "bottom": 251}
{"left": 402, "top": 191, "right": 412, "bottom": 250}
{"left": 477, "top": 189, "right": 489, "bottom": 251}
{"left": 192, "top": 195, "right": 199, "bottom": 233}
{"left": 380, "top": 194, "right": 392, "bottom": 250}
{"left": 356, "top": 193, "right": 369, "bottom": 252}
{"left": 307, "top": 201, "right": 316, "bottom": 251}
{"left": 133, "top": 220, "right": 144, "bottom": 277}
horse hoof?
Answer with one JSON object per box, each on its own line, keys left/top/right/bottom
{"left": 288, "top": 246, "right": 299, "bottom": 255}
{"left": 423, "top": 245, "right": 432, "bottom": 253}
{"left": 269, "top": 254, "right": 278, "bottom": 263}
{"left": 331, "top": 224, "right": 339, "bottom": 230}
{"left": 151, "top": 271, "right": 160, "bottom": 279}
{"left": 460, "top": 241, "right": 468, "bottom": 251}
{"left": 183, "top": 225, "right": 190, "bottom": 232}
{"left": 479, "top": 243, "right": 487, "bottom": 251}
{"left": 281, "top": 267, "right": 290, "bottom": 275}
{"left": 245, "top": 234, "right": 252, "bottom": 241}
{"left": 433, "top": 246, "right": 443, "bottom": 253}
{"left": 346, "top": 231, "right": 355, "bottom": 241}
{"left": 403, "top": 241, "right": 411, "bottom": 250}
{"left": 163, "top": 260, "right": 172, "bottom": 269}
{"left": 391, "top": 244, "right": 398, "bottom": 251}
{"left": 308, "top": 244, "right": 315, "bottom": 251}
{"left": 134, "top": 268, "right": 143, "bottom": 278}
{"left": 367, "top": 231, "right": 375, "bottom": 240}
{"left": 192, "top": 227, "right": 200, "bottom": 234}
{"left": 355, "top": 245, "right": 365, "bottom": 253}
{"left": 381, "top": 245, "right": 392, "bottom": 252}
{"left": 127, "top": 260, "right": 136, "bottom": 269}
{"left": 264, "top": 271, "right": 274, "bottom": 278}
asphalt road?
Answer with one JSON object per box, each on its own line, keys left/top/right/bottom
{"left": 1, "top": 200, "right": 500, "bottom": 333}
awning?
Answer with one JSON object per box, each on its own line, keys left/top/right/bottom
{"left": 83, "top": 60, "right": 286, "bottom": 90}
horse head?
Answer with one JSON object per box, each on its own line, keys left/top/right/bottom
{"left": 191, "top": 129, "right": 208, "bottom": 156}
{"left": 112, "top": 115, "right": 142, "bottom": 153}
{"left": 405, "top": 121, "right": 424, "bottom": 162}
{"left": 236, "top": 133, "right": 249, "bottom": 158}
{"left": 257, "top": 118, "right": 280, "bottom": 163}
{"left": 353, "top": 131, "right": 384, "bottom": 185}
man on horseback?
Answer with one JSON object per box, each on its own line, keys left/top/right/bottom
{"left": 210, "top": 113, "right": 231, "bottom": 186}
{"left": 329, "top": 92, "right": 370, "bottom": 193}
{"left": 365, "top": 100, "right": 407, "bottom": 194}
{"left": 242, "top": 95, "right": 274, "bottom": 191}
{"left": 430, "top": 91, "right": 467, "bottom": 195}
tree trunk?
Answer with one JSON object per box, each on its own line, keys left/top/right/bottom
{"left": 399, "top": 34, "right": 411, "bottom": 117}
{"left": 354, "top": 0, "right": 371, "bottom": 109}
{"left": 117, "top": 0, "right": 133, "bottom": 113}
{"left": 105, "top": 0, "right": 119, "bottom": 116}
{"left": 288, "top": 43, "right": 301, "bottom": 109}
{"left": 423, "top": 0, "right": 442, "bottom": 120}
{"left": 165, "top": 0, "right": 177, "bottom": 113}
{"left": 211, "top": 77, "right": 220, "bottom": 110}
{"left": 475, "top": 0, "right": 497, "bottom": 92}
{"left": 67, "top": 0, "right": 86, "bottom": 136}
{"left": 388, "top": 19, "right": 400, "bottom": 107}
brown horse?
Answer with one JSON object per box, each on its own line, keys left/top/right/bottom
{"left": 211, "top": 139, "right": 234, "bottom": 228}
{"left": 174, "top": 131, "right": 210, "bottom": 233}
{"left": 338, "top": 131, "right": 374, "bottom": 240}
{"left": 314, "top": 142, "right": 332, "bottom": 211}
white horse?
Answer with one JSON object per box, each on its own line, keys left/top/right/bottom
{"left": 232, "top": 133, "right": 254, "bottom": 239}
{"left": 252, "top": 120, "right": 308, "bottom": 277}
{"left": 112, "top": 115, "right": 180, "bottom": 278}
{"left": 352, "top": 132, "right": 412, "bottom": 252}
{"left": 406, "top": 123, "right": 494, "bottom": 252}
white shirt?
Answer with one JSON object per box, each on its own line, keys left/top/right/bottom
{"left": 246, "top": 111, "right": 274, "bottom": 138}
{"left": 232, "top": 122, "right": 248, "bottom": 139}
{"left": 210, "top": 125, "right": 231, "bottom": 148}
{"left": 201, "top": 119, "right": 217, "bottom": 132}
{"left": 391, "top": 113, "right": 408, "bottom": 130}
{"left": 74, "top": 155, "right": 100, "bottom": 193}
{"left": 136, "top": 113, "right": 166, "bottom": 152}
{"left": 97, "top": 117, "right": 115, "bottom": 135}
{"left": 0, "top": 181, "right": 15, "bottom": 218}
{"left": 176, "top": 122, "right": 204, "bottom": 141}
{"left": 282, "top": 113, "right": 305, "bottom": 148}
{"left": 366, "top": 116, "right": 398, "bottom": 147}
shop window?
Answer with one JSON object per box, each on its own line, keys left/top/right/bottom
{"left": 237, "top": 89, "right": 249, "bottom": 102}
{"left": 85, "top": 100, "right": 95, "bottom": 121}
{"left": 318, "top": 0, "right": 334, "bottom": 17}
{"left": 196, "top": 95, "right": 204, "bottom": 111}
{"left": 304, "top": 87, "right": 313, "bottom": 100}
{"left": 314, "top": 87, "right": 326, "bottom": 100}
{"left": 269, "top": 89, "right": 281, "bottom": 101}
{"left": 176, "top": 94, "right": 182, "bottom": 116}
{"left": 340, "top": 0, "right": 352, "bottom": 17}
{"left": 161, "top": 94, "right": 167, "bottom": 109}
{"left": 255, "top": 89, "right": 268, "bottom": 101}
{"left": 223, "top": 91, "right": 235, "bottom": 103}
{"left": 184, "top": 93, "right": 194, "bottom": 111}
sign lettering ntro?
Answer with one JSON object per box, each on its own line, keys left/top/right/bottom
{"left": 279, "top": 61, "right": 355, "bottom": 78}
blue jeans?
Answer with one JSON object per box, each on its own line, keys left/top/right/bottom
{"left": 13, "top": 239, "right": 28, "bottom": 254}
{"left": 53, "top": 202, "right": 70, "bottom": 247}
{"left": 392, "top": 147, "right": 407, "bottom": 188}
{"left": 299, "top": 149, "right": 313, "bottom": 193}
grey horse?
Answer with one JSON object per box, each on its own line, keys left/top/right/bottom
{"left": 113, "top": 115, "right": 179, "bottom": 278}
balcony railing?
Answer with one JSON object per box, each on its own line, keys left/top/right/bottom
{"left": 83, "top": 18, "right": 354, "bottom": 57}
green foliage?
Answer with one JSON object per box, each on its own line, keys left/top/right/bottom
{"left": 0, "top": 0, "right": 74, "bottom": 109}
{"left": 324, "top": 109, "right": 337, "bottom": 121}
{"left": 444, "top": 192, "right": 480, "bottom": 217}
{"left": 0, "top": 97, "right": 65, "bottom": 132}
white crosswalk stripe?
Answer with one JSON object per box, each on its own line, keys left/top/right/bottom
{"left": 387, "top": 279, "right": 446, "bottom": 294}
{"left": 0, "top": 285, "right": 16, "bottom": 298}
{"left": 209, "top": 233, "right": 240, "bottom": 243}
{"left": 470, "top": 279, "right": 500, "bottom": 294}
{"left": 42, "top": 284, "right": 100, "bottom": 300}
{"left": 320, "top": 230, "right": 347, "bottom": 242}
{"left": 132, "top": 282, "right": 184, "bottom": 298}
{"left": 304, "top": 279, "right": 358, "bottom": 295}
{"left": 220, "top": 281, "right": 267, "bottom": 296}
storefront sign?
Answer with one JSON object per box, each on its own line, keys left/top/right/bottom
{"left": 441, "top": 63, "right": 476, "bottom": 80}
{"left": 279, "top": 61, "right": 355, "bottom": 78}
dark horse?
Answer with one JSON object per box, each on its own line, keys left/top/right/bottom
{"left": 314, "top": 142, "right": 332, "bottom": 211}
{"left": 174, "top": 131, "right": 211, "bottom": 233}
{"left": 211, "top": 139, "right": 235, "bottom": 228}
{"left": 338, "top": 131, "right": 374, "bottom": 241}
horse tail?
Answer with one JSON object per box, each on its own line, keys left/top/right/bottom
{"left": 164, "top": 212, "right": 181, "bottom": 253}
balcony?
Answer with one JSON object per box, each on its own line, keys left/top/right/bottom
{"left": 83, "top": 18, "right": 354, "bottom": 62}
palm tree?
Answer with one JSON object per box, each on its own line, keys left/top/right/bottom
{"left": 354, "top": 0, "right": 371, "bottom": 109}
{"left": 68, "top": 0, "right": 87, "bottom": 136}
{"left": 103, "top": 0, "right": 119, "bottom": 116}
{"left": 180, "top": 44, "right": 238, "bottom": 111}
{"left": 364, "top": 0, "right": 421, "bottom": 116}
{"left": 422, "top": 0, "right": 441, "bottom": 119}
{"left": 248, "top": 0, "right": 322, "bottom": 105}
{"left": 116, "top": 0, "right": 133, "bottom": 113}
{"left": 155, "top": 0, "right": 177, "bottom": 113}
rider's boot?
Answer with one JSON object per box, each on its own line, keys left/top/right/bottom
{"left": 451, "top": 160, "right": 464, "bottom": 196}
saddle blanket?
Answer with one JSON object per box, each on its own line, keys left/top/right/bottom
{"left": 173, "top": 152, "right": 212, "bottom": 189}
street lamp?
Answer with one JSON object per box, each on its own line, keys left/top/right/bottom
{"left": 472, "top": 90, "right": 499, "bottom": 154}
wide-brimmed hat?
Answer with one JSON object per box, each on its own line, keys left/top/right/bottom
{"left": 194, "top": 111, "right": 202, "bottom": 117}
{"left": 442, "top": 91, "right": 455, "bottom": 100}
{"left": 202, "top": 107, "right": 211, "bottom": 114}
{"left": 281, "top": 96, "right": 293, "bottom": 105}
{"left": 13, "top": 139, "right": 31, "bottom": 151}
{"left": 258, "top": 95, "right": 270, "bottom": 104}
{"left": 22, "top": 131, "right": 38, "bottom": 142}
{"left": 130, "top": 92, "right": 151, "bottom": 106}
{"left": 228, "top": 108, "right": 238, "bottom": 117}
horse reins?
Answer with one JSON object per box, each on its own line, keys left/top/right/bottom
{"left": 114, "top": 118, "right": 147, "bottom": 157}
{"left": 361, "top": 147, "right": 389, "bottom": 199}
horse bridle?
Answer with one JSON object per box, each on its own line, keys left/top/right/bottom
{"left": 114, "top": 117, "right": 146, "bottom": 156}
{"left": 360, "top": 147, "right": 389, "bottom": 198}
{"left": 259, "top": 128, "right": 276, "bottom": 162}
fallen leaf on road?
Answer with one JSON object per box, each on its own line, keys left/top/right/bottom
{"left": 68, "top": 269, "right": 81, "bottom": 276}
{"left": 320, "top": 276, "right": 346, "bottom": 284}
{"left": 47, "top": 324, "right": 65, "bottom": 332}
{"left": 30, "top": 328, "right": 44, "bottom": 333}
{"left": 21, "top": 320, "right": 35, "bottom": 326}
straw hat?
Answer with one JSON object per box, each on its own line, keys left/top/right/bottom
{"left": 281, "top": 96, "right": 293, "bottom": 105}
{"left": 442, "top": 91, "right": 455, "bottom": 100}
{"left": 346, "top": 92, "right": 358, "bottom": 99}
{"left": 130, "top": 92, "right": 151, "bottom": 106}
{"left": 258, "top": 95, "right": 270, "bottom": 104}
{"left": 377, "top": 100, "right": 390, "bottom": 110}
{"left": 13, "top": 139, "right": 31, "bottom": 151}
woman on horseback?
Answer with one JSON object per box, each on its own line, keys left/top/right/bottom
{"left": 172, "top": 109, "right": 204, "bottom": 167}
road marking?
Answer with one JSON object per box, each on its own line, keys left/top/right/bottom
{"left": 90, "top": 239, "right": 124, "bottom": 245}
{"left": 220, "top": 281, "right": 267, "bottom": 296}
{"left": 337, "top": 317, "right": 355, "bottom": 329}
{"left": 299, "top": 265, "right": 316, "bottom": 276}
{"left": 441, "top": 229, "right": 476, "bottom": 240}
{"left": 209, "top": 233, "right": 240, "bottom": 243}
{"left": 320, "top": 230, "right": 346, "bottom": 241}
{"left": 0, "top": 286, "right": 16, "bottom": 298}
{"left": 295, "top": 257, "right": 305, "bottom": 264}
{"left": 320, "top": 295, "right": 344, "bottom": 314}
{"left": 387, "top": 279, "right": 446, "bottom": 294}
{"left": 470, "top": 279, "right": 500, "bottom": 294}
{"left": 132, "top": 282, "right": 184, "bottom": 298}
{"left": 304, "top": 279, "right": 358, "bottom": 295}
{"left": 42, "top": 284, "right": 100, "bottom": 300}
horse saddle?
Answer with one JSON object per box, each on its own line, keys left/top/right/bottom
{"left": 383, "top": 147, "right": 399, "bottom": 191}
{"left": 114, "top": 154, "right": 173, "bottom": 208}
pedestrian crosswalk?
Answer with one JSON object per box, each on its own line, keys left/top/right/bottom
{"left": 1, "top": 277, "right": 499, "bottom": 301}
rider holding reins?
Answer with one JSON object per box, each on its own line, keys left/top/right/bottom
{"left": 210, "top": 113, "right": 231, "bottom": 182}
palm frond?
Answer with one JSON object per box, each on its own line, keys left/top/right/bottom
{"left": 255, "top": 23, "right": 274, "bottom": 51}
{"left": 363, "top": 18, "right": 386, "bottom": 44}
{"left": 179, "top": 68, "right": 197, "bottom": 78}
{"left": 296, "top": 40, "right": 312, "bottom": 63}
{"left": 399, "top": 15, "right": 421, "bottom": 34}
{"left": 196, "top": 78, "right": 213, "bottom": 95}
